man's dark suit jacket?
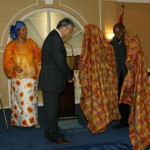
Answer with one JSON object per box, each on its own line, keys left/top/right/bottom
{"left": 110, "top": 36, "right": 127, "bottom": 79}
{"left": 38, "top": 29, "right": 73, "bottom": 93}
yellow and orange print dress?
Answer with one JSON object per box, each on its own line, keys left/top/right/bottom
{"left": 3, "top": 38, "right": 41, "bottom": 127}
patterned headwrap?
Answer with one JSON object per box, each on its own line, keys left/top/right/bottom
{"left": 10, "top": 21, "right": 26, "bottom": 40}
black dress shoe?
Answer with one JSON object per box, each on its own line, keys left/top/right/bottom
{"left": 45, "top": 133, "right": 65, "bottom": 140}
{"left": 113, "top": 123, "right": 129, "bottom": 129}
{"left": 50, "top": 137, "right": 71, "bottom": 145}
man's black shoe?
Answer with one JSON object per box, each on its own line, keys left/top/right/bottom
{"left": 49, "top": 137, "right": 71, "bottom": 145}
{"left": 113, "top": 123, "right": 129, "bottom": 129}
{"left": 45, "top": 133, "right": 65, "bottom": 140}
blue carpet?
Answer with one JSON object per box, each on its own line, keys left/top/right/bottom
{"left": 0, "top": 105, "right": 133, "bottom": 150}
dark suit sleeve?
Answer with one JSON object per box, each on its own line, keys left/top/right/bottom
{"left": 50, "top": 35, "right": 73, "bottom": 80}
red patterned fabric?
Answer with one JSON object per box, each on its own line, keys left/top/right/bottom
{"left": 79, "top": 24, "right": 120, "bottom": 133}
{"left": 120, "top": 31, "right": 150, "bottom": 149}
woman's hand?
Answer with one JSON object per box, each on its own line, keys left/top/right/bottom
{"left": 13, "top": 65, "right": 23, "bottom": 73}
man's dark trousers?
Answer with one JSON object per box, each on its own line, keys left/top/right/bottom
{"left": 118, "top": 73, "right": 130, "bottom": 125}
{"left": 42, "top": 91, "right": 61, "bottom": 139}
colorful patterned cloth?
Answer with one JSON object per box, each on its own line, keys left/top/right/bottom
{"left": 120, "top": 32, "right": 150, "bottom": 149}
{"left": 3, "top": 38, "right": 41, "bottom": 127}
{"left": 79, "top": 24, "right": 120, "bottom": 133}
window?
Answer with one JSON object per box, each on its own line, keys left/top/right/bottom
{"left": 23, "top": 9, "right": 83, "bottom": 54}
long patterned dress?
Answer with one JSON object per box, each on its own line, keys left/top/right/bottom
{"left": 3, "top": 38, "right": 41, "bottom": 127}
{"left": 79, "top": 24, "right": 120, "bottom": 133}
{"left": 120, "top": 32, "right": 150, "bottom": 149}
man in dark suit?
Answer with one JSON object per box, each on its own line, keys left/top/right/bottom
{"left": 110, "top": 23, "right": 130, "bottom": 129}
{"left": 38, "top": 18, "right": 75, "bottom": 145}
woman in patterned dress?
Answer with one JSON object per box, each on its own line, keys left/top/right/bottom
{"left": 3, "top": 21, "right": 41, "bottom": 128}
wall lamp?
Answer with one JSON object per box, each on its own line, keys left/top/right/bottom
{"left": 105, "top": 32, "right": 114, "bottom": 41}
